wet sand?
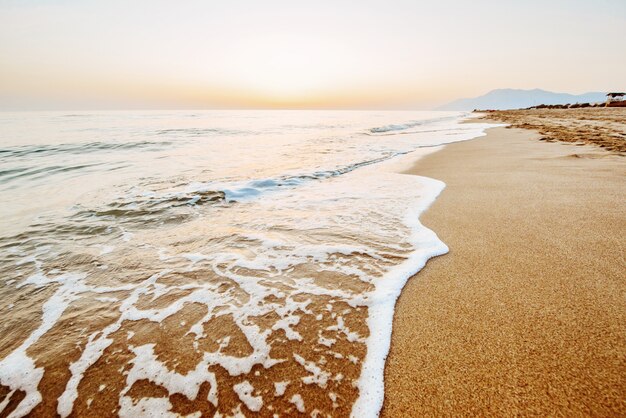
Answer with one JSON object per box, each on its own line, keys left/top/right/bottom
{"left": 383, "top": 126, "right": 626, "bottom": 416}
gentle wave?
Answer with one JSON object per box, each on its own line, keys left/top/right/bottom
{"left": 155, "top": 128, "right": 247, "bottom": 136}
{"left": 0, "top": 163, "right": 105, "bottom": 182}
{"left": 367, "top": 114, "right": 458, "bottom": 134}
{"left": 0, "top": 140, "right": 173, "bottom": 159}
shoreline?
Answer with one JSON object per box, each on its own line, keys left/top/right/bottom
{"left": 0, "top": 112, "right": 494, "bottom": 418}
{"left": 382, "top": 125, "right": 626, "bottom": 416}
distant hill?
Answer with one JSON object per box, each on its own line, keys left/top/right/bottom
{"left": 437, "top": 89, "right": 607, "bottom": 111}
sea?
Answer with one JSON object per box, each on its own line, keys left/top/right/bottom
{"left": 0, "top": 110, "right": 495, "bottom": 417}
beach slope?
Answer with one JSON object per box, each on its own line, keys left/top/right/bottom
{"left": 383, "top": 126, "right": 626, "bottom": 416}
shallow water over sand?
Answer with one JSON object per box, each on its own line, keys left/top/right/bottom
{"left": 0, "top": 110, "right": 494, "bottom": 417}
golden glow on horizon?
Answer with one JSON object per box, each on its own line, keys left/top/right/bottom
{"left": 222, "top": 33, "right": 350, "bottom": 101}
{"left": 0, "top": 0, "right": 625, "bottom": 109}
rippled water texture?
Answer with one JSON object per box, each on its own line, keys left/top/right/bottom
{"left": 0, "top": 111, "right": 494, "bottom": 417}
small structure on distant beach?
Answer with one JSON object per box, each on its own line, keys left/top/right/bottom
{"left": 606, "top": 92, "right": 626, "bottom": 107}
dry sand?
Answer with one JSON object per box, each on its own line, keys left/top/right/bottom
{"left": 482, "top": 108, "right": 626, "bottom": 153}
{"left": 382, "top": 126, "right": 626, "bottom": 416}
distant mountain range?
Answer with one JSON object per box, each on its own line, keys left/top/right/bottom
{"left": 437, "top": 89, "right": 607, "bottom": 111}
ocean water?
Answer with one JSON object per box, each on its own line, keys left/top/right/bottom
{"left": 0, "top": 110, "right": 494, "bottom": 417}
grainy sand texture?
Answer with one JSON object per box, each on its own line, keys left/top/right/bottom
{"left": 383, "top": 124, "right": 626, "bottom": 416}
{"left": 482, "top": 108, "right": 626, "bottom": 152}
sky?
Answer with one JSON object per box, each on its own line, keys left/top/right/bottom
{"left": 1, "top": 0, "right": 625, "bottom": 110}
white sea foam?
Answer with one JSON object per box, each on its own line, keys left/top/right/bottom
{"left": 289, "top": 394, "right": 306, "bottom": 413}
{"left": 0, "top": 111, "right": 498, "bottom": 417}
{"left": 233, "top": 381, "right": 263, "bottom": 412}
{"left": 273, "top": 381, "right": 289, "bottom": 397}
{"left": 350, "top": 175, "right": 449, "bottom": 418}
{"left": 0, "top": 272, "right": 87, "bottom": 418}
{"left": 294, "top": 353, "right": 332, "bottom": 388}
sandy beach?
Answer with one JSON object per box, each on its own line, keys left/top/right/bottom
{"left": 482, "top": 108, "right": 626, "bottom": 152}
{"left": 383, "top": 121, "right": 626, "bottom": 416}
{"left": 1, "top": 110, "right": 624, "bottom": 417}
{"left": 2, "top": 0, "right": 626, "bottom": 416}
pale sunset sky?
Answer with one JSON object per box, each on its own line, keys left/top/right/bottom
{"left": 1, "top": 0, "right": 625, "bottom": 110}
